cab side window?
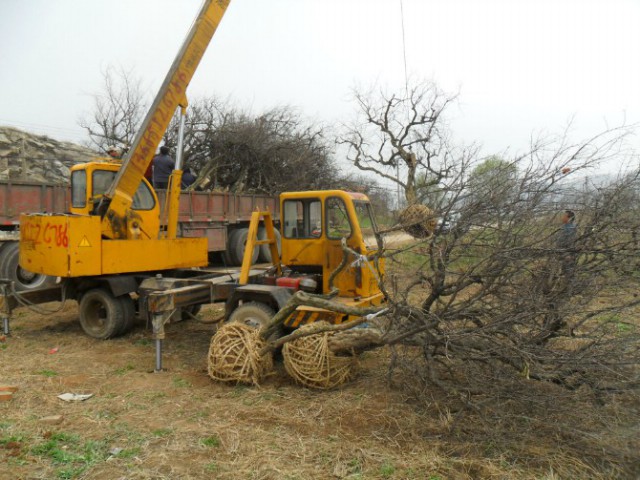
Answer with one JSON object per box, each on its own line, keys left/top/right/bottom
{"left": 71, "top": 170, "right": 87, "bottom": 208}
{"left": 283, "top": 199, "right": 322, "bottom": 238}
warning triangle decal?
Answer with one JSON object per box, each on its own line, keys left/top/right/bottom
{"left": 78, "top": 236, "right": 92, "bottom": 247}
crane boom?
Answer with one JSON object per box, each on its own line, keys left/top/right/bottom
{"left": 101, "top": 0, "right": 230, "bottom": 239}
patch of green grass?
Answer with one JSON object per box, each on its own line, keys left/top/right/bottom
{"left": 30, "top": 432, "right": 111, "bottom": 479}
{"left": 7, "top": 457, "right": 29, "bottom": 466}
{"left": 112, "top": 423, "right": 147, "bottom": 444}
{"left": 113, "top": 447, "right": 140, "bottom": 459}
{"left": 205, "top": 461, "right": 219, "bottom": 473}
{"left": 134, "top": 338, "right": 152, "bottom": 347}
{"left": 603, "top": 313, "right": 622, "bottom": 323}
{"left": 1, "top": 343, "right": 7, "bottom": 350}
{"left": 143, "top": 391, "right": 167, "bottom": 400}
{"left": 172, "top": 376, "right": 191, "bottom": 388}
{"left": 31, "top": 432, "right": 80, "bottom": 457}
{"left": 347, "top": 457, "right": 363, "bottom": 475}
{"left": 56, "top": 466, "right": 86, "bottom": 479}
{"left": 598, "top": 313, "right": 636, "bottom": 335}
{"left": 93, "top": 410, "right": 115, "bottom": 420}
{"left": 114, "top": 364, "right": 135, "bottom": 375}
{"left": 380, "top": 461, "right": 396, "bottom": 477}
{"left": 36, "top": 369, "right": 58, "bottom": 377}
{"left": 0, "top": 434, "right": 26, "bottom": 445}
{"left": 395, "top": 249, "right": 430, "bottom": 269}
{"left": 617, "top": 322, "right": 635, "bottom": 333}
{"left": 200, "top": 435, "right": 221, "bottom": 448}
{"left": 152, "top": 428, "right": 173, "bottom": 437}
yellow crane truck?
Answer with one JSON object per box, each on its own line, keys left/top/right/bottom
{"left": 0, "top": 0, "right": 385, "bottom": 370}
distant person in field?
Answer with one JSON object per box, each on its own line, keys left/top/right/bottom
{"left": 152, "top": 146, "right": 175, "bottom": 189}
{"left": 557, "top": 210, "right": 577, "bottom": 250}
{"left": 557, "top": 209, "right": 578, "bottom": 277}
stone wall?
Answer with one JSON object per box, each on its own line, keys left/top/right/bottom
{"left": 0, "top": 126, "right": 98, "bottom": 184}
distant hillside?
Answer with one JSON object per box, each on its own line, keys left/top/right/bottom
{"left": 0, "top": 126, "right": 97, "bottom": 184}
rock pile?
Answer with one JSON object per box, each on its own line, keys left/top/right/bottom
{"left": 0, "top": 126, "right": 97, "bottom": 184}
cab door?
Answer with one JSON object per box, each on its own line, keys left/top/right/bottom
{"left": 324, "top": 195, "right": 362, "bottom": 296}
{"left": 280, "top": 196, "right": 324, "bottom": 269}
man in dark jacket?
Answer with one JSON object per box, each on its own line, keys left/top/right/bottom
{"left": 557, "top": 210, "right": 577, "bottom": 250}
{"left": 554, "top": 209, "right": 579, "bottom": 291}
{"left": 152, "top": 146, "right": 175, "bottom": 189}
{"left": 181, "top": 167, "right": 196, "bottom": 189}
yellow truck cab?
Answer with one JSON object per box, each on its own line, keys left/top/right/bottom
{"left": 69, "top": 162, "right": 160, "bottom": 239}
{"left": 280, "top": 190, "right": 381, "bottom": 299}
{"left": 226, "top": 190, "right": 386, "bottom": 330}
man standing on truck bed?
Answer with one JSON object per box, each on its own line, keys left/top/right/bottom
{"left": 152, "top": 146, "right": 175, "bottom": 189}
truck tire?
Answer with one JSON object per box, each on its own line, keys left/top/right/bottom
{"left": 223, "top": 230, "right": 241, "bottom": 266}
{"left": 0, "top": 242, "right": 54, "bottom": 291}
{"left": 79, "top": 288, "right": 125, "bottom": 339}
{"left": 228, "top": 301, "right": 275, "bottom": 329}
{"left": 228, "top": 228, "right": 259, "bottom": 266}
{"left": 257, "top": 227, "right": 281, "bottom": 263}
{"left": 117, "top": 294, "right": 136, "bottom": 335}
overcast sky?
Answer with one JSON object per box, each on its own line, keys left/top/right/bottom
{"left": 1, "top": 0, "right": 638, "bottom": 172}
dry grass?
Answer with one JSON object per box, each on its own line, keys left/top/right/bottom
{"left": 0, "top": 302, "right": 638, "bottom": 479}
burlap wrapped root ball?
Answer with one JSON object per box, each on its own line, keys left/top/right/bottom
{"left": 207, "top": 322, "right": 273, "bottom": 385}
{"left": 398, "top": 204, "right": 437, "bottom": 239}
{"left": 282, "top": 323, "right": 356, "bottom": 389}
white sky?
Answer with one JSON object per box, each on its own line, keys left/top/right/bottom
{"left": 1, "top": 0, "right": 638, "bottom": 171}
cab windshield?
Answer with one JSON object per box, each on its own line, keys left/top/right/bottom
{"left": 91, "top": 170, "right": 155, "bottom": 210}
{"left": 353, "top": 201, "right": 378, "bottom": 244}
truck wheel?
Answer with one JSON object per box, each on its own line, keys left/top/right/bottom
{"left": 0, "top": 242, "right": 53, "bottom": 291}
{"left": 257, "top": 227, "right": 281, "bottom": 263}
{"left": 228, "top": 301, "right": 275, "bottom": 329}
{"left": 79, "top": 288, "right": 125, "bottom": 339}
{"left": 223, "top": 230, "right": 240, "bottom": 266}
{"left": 229, "top": 228, "right": 259, "bottom": 266}
{"left": 117, "top": 294, "right": 136, "bottom": 335}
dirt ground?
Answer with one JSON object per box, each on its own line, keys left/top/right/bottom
{"left": 0, "top": 301, "right": 636, "bottom": 479}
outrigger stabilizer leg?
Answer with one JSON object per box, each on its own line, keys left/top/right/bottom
{"left": 151, "top": 311, "right": 172, "bottom": 372}
{"left": 0, "top": 281, "right": 12, "bottom": 336}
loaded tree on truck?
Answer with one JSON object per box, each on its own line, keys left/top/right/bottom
{"left": 0, "top": 0, "right": 386, "bottom": 371}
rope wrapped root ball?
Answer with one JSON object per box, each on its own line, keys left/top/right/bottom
{"left": 398, "top": 204, "right": 437, "bottom": 239}
{"left": 282, "top": 323, "right": 356, "bottom": 389}
{"left": 207, "top": 322, "right": 273, "bottom": 385}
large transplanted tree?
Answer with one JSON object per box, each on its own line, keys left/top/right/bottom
{"left": 340, "top": 81, "right": 459, "bottom": 206}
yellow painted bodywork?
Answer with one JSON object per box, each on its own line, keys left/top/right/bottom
{"left": 240, "top": 210, "right": 281, "bottom": 284}
{"left": 280, "top": 190, "right": 385, "bottom": 300}
{"left": 20, "top": 214, "right": 207, "bottom": 277}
